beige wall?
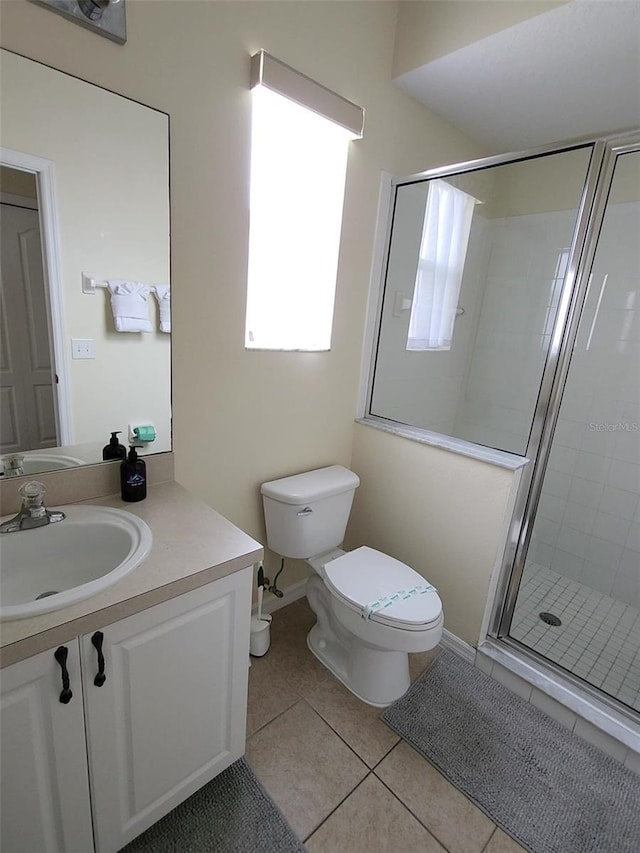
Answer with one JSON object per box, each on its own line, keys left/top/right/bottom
{"left": 0, "top": 1, "right": 481, "bottom": 589}
{"left": 485, "top": 146, "right": 593, "bottom": 217}
{"left": 393, "top": 0, "right": 569, "bottom": 77}
{"left": 2, "top": 1, "right": 516, "bottom": 638}
{"left": 347, "top": 425, "right": 518, "bottom": 645}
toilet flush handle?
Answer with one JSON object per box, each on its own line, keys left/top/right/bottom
{"left": 297, "top": 506, "right": 313, "bottom": 516}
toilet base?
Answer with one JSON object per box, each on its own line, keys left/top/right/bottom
{"left": 307, "top": 619, "right": 411, "bottom": 708}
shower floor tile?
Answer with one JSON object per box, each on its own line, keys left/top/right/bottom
{"left": 510, "top": 563, "right": 640, "bottom": 713}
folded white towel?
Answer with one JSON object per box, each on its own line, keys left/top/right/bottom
{"left": 107, "top": 280, "right": 152, "bottom": 333}
{"left": 154, "top": 285, "right": 171, "bottom": 333}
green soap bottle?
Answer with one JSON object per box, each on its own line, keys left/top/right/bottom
{"left": 120, "top": 445, "right": 147, "bottom": 502}
{"left": 103, "top": 431, "right": 127, "bottom": 461}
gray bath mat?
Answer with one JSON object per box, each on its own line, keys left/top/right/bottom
{"left": 120, "top": 756, "right": 305, "bottom": 852}
{"left": 382, "top": 650, "right": 640, "bottom": 853}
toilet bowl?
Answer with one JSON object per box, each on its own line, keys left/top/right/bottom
{"left": 261, "top": 466, "right": 443, "bottom": 707}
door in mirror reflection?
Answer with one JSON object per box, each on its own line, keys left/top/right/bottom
{"left": 1, "top": 171, "right": 59, "bottom": 454}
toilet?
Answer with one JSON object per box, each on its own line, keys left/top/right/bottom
{"left": 260, "top": 465, "right": 443, "bottom": 707}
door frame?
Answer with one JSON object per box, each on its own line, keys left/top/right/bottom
{"left": 1, "top": 146, "right": 73, "bottom": 445}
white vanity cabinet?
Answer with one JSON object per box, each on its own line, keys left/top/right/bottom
{"left": 0, "top": 566, "right": 253, "bottom": 853}
{"left": 0, "top": 641, "right": 94, "bottom": 853}
{"left": 84, "top": 567, "right": 252, "bottom": 852}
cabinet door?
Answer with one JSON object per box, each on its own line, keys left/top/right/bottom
{"left": 0, "top": 642, "right": 94, "bottom": 853}
{"left": 82, "top": 567, "right": 252, "bottom": 853}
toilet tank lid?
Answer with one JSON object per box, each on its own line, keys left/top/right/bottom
{"left": 261, "top": 465, "right": 360, "bottom": 505}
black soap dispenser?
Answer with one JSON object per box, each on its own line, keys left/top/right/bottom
{"left": 120, "top": 445, "right": 147, "bottom": 502}
{"left": 103, "top": 431, "right": 127, "bottom": 461}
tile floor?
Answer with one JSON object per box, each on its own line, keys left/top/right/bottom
{"left": 245, "top": 598, "right": 526, "bottom": 853}
{"left": 511, "top": 563, "right": 640, "bottom": 712}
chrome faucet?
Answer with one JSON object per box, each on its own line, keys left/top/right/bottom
{"left": 0, "top": 481, "right": 65, "bottom": 534}
{"left": 1, "top": 454, "right": 25, "bottom": 478}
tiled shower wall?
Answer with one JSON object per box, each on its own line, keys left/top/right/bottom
{"left": 453, "top": 209, "right": 576, "bottom": 454}
{"left": 528, "top": 201, "right": 640, "bottom": 608}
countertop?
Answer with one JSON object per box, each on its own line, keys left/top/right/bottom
{"left": 0, "top": 481, "right": 263, "bottom": 667}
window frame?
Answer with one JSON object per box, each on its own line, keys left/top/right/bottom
{"left": 245, "top": 51, "right": 364, "bottom": 353}
{"left": 359, "top": 137, "right": 601, "bottom": 471}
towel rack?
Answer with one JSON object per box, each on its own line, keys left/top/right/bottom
{"left": 82, "top": 273, "right": 169, "bottom": 296}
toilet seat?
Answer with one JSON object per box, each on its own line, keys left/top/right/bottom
{"left": 323, "top": 546, "right": 442, "bottom": 631}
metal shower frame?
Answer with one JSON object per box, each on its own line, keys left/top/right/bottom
{"left": 363, "top": 128, "right": 640, "bottom": 713}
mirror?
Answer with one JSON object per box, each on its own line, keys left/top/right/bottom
{"left": 0, "top": 49, "right": 171, "bottom": 477}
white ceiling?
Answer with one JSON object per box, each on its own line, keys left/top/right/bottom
{"left": 394, "top": 0, "right": 640, "bottom": 152}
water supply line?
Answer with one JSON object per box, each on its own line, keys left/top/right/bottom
{"left": 268, "top": 558, "right": 285, "bottom": 598}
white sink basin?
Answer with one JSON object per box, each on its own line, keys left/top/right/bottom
{"left": 1, "top": 454, "right": 86, "bottom": 476}
{"left": 21, "top": 454, "right": 86, "bottom": 473}
{"left": 0, "top": 506, "right": 152, "bottom": 620}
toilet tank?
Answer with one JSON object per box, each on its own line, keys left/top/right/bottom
{"left": 261, "top": 466, "right": 360, "bottom": 559}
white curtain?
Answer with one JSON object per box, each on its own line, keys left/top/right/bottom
{"left": 407, "top": 179, "right": 476, "bottom": 351}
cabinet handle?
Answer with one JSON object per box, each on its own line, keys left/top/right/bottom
{"left": 54, "top": 646, "right": 73, "bottom": 704}
{"left": 91, "top": 631, "right": 106, "bottom": 687}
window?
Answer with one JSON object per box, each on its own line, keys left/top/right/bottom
{"left": 245, "top": 52, "right": 364, "bottom": 351}
{"left": 407, "top": 179, "right": 476, "bottom": 351}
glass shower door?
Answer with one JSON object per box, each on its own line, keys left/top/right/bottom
{"left": 508, "top": 149, "right": 640, "bottom": 712}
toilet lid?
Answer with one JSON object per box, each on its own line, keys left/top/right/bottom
{"left": 323, "top": 546, "right": 442, "bottom": 630}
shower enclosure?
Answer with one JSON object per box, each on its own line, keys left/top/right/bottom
{"left": 366, "top": 130, "right": 639, "bottom": 719}
{"left": 495, "top": 137, "right": 640, "bottom": 716}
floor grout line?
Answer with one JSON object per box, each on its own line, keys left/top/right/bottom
{"left": 480, "top": 824, "right": 500, "bottom": 853}
{"left": 371, "top": 770, "right": 466, "bottom": 853}
{"left": 297, "top": 697, "right": 372, "bottom": 770}
{"left": 369, "top": 735, "right": 402, "bottom": 772}
{"left": 301, "top": 771, "right": 374, "bottom": 844}
{"left": 245, "top": 688, "right": 303, "bottom": 740}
